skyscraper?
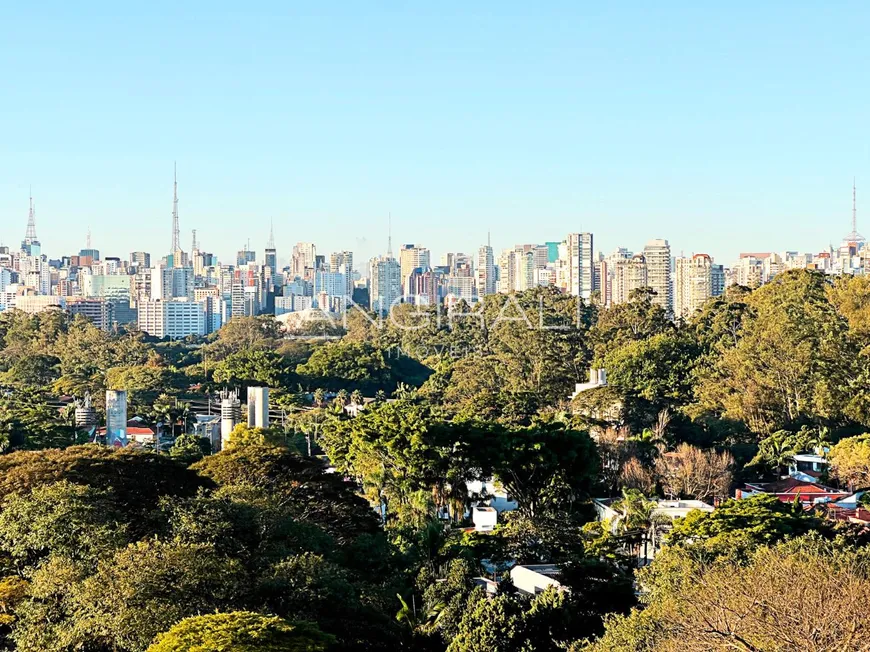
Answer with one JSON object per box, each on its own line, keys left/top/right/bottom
{"left": 674, "top": 254, "right": 713, "bottom": 319}
{"left": 291, "top": 242, "right": 317, "bottom": 280}
{"left": 562, "top": 232, "right": 594, "bottom": 301}
{"left": 369, "top": 255, "right": 401, "bottom": 314}
{"left": 643, "top": 239, "right": 673, "bottom": 313}
{"left": 329, "top": 251, "right": 354, "bottom": 300}
{"left": 612, "top": 254, "right": 647, "bottom": 304}
{"left": 399, "top": 245, "right": 431, "bottom": 295}
{"left": 476, "top": 240, "right": 496, "bottom": 297}
{"left": 237, "top": 244, "right": 256, "bottom": 267}
{"left": 264, "top": 221, "right": 277, "bottom": 285}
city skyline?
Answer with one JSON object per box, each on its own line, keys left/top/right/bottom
{"left": 1, "top": 170, "right": 867, "bottom": 270}
{"left": 3, "top": 4, "right": 870, "bottom": 265}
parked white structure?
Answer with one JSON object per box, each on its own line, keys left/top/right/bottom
{"left": 246, "top": 386, "right": 269, "bottom": 429}
{"left": 510, "top": 565, "right": 563, "bottom": 596}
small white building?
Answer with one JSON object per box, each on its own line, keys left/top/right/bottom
{"left": 510, "top": 564, "right": 563, "bottom": 596}
{"left": 472, "top": 506, "right": 497, "bottom": 532}
{"left": 788, "top": 448, "right": 830, "bottom": 480}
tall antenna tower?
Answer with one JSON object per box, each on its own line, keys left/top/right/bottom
{"left": 266, "top": 219, "right": 275, "bottom": 250}
{"left": 171, "top": 163, "right": 180, "bottom": 252}
{"left": 24, "top": 188, "right": 37, "bottom": 245}
{"left": 387, "top": 213, "right": 393, "bottom": 258}
{"left": 845, "top": 177, "right": 866, "bottom": 245}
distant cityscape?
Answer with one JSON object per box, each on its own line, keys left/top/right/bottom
{"left": 1, "top": 174, "right": 867, "bottom": 338}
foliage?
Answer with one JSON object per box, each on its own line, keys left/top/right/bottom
{"left": 148, "top": 612, "right": 334, "bottom": 652}
{"left": 0, "top": 481, "right": 128, "bottom": 571}
{"left": 192, "top": 443, "right": 380, "bottom": 545}
{"left": 213, "top": 349, "right": 292, "bottom": 389}
{"left": 168, "top": 433, "right": 211, "bottom": 463}
{"left": 654, "top": 443, "right": 733, "bottom": 501}
{"left": 666, "top": 494, "right": 819, "bottom": 556}
{"left": 0, "top": 445, "right": 210, "bottom": 521}
{"left": 694, "top": 270, "right": 858, "bottom": 434}
{"left": 588, "top": 536, "right": 870, "bottom": 651}
{"left": 827, "top": 433, "right": 870, "bottom": 488}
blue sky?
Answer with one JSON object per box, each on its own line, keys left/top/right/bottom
{"left": 2, "top": 2, "right": 869, "bottom": 267}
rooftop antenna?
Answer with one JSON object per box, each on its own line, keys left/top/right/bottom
{"left": 24, "top": 186, "right": 37, "bottom": 244}
{"left": 487, "top": 230, "right": 491, "bottom": 248}
{"left": 387, "top": 212, "right": 393, "bottom": 258}
{"left": 845, "top": 177, "right": 865, "bottom": 244}
{"left": 171, "top": 162, "right": 180, "bottom": 252}
{"left": 86, "top": 227, "right": 92, "bottom": 250}
{"left": 191, "top": 229, "right": 198, "bottom": 252}
{"left": 267, "top": 218, "right": 275, "bottom": 249}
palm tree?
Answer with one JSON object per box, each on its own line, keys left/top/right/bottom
{"left": 396, "top": 593, "right": 445, "bottom": 632}
{"left": 611, "top": 488, "right": 671, "bottom": 565}
{"left": 335, "top": 389, "right": 349, "bottom": 406}
{"left": 350, "top": 389, "right": 363, "bottom": 406}
{"left": 393, "top": 383, "right": 415, "bottom": 400}
{"left": 767, "top": 437, "right": 797, "bottom": 477}
{"left": 312, "top": 388, "right": 326, "bottom": 408}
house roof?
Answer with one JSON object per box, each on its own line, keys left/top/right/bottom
{"left": 96, "top": 426, "right": 157, "bottom": 436}
{"left": 747, "top": 477, "right": 839, "bottom": 495}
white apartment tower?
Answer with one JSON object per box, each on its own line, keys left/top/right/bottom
{"left": 643, "top": 239, "right": 673, "bottom": 313}
{"left": 612, "top": 254, "right": 648, "bottom": 305}
{"left": 369, "top": 255, "right": 401, "bottom": 314}
{"left": 563, "top": 233, "right": 594, "bottom": 301}
{"left": 497, "top": 249, "right": 515, "bottom": 294}
{"left": 329, "top": 251, "right": 354, "bottom": 300}
{"left": 674, "top": 254, "right": 713, "bottom": 319}
{"left": 399, "top": 245, "right": 431, "bottom": 295}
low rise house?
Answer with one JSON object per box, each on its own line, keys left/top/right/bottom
{"left": 594, "top": 497, "right": 714, "bottom": 528}
{"left": 736, "top": 477, "right": 849, "bottom": 506}
{"left": 788, "top": 447, "right": 830, "bottom": 481}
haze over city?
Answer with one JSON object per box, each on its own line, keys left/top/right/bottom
{"left": 3, "top": 2, "right": 870, "bottom": 265}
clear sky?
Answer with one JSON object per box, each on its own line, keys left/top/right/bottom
{"left": 2, "top": 2, "right": 869, "bottom": 268}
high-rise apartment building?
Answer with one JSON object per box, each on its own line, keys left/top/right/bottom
{"left": 399, "top": 245, "right": 431, "bottom": 295}
{"left": 497, "top": 249, "right": 515, "bottom": 294}
{"left": 711, "top": 264, "right": 726, "bottom": 298}
{"left": 291, "top": 243, "right": 317, "bottom": 280}
{"left": 476, "top": 243, "right": 496, "bottom": 297}
{"left": 674, "top": 254, "right": 713, "bottom": 319}
{"left": 612, "top": 254, "right": 648, "bottom": 304}
{"left": 508, "top": 245, "right": 548, "bottom": 292}
{"left": 151, "top": 266, "right": 194, "bottom": 300}
{"left": 643, "top": 239, "right": 673, "bottom": 313}
{"left": 369, "top": 255, "right": 401, "bottom": 314}
{"left": 329, "top": 251, "right": 354, "bottom": 299}
{"left": 236, "top": 246, "right": 256, "bottom": 267}
{"left": 264, "top": 223, "right": 277, "bottom": 286}
{"left": 130, "top": 251, "right": 151, "bottom": 269}
{"left": 137, "top": 298, "right": 206, "bottom": 338}
{"left": 562, "top": 233, "right": 594, "bottom": 300}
